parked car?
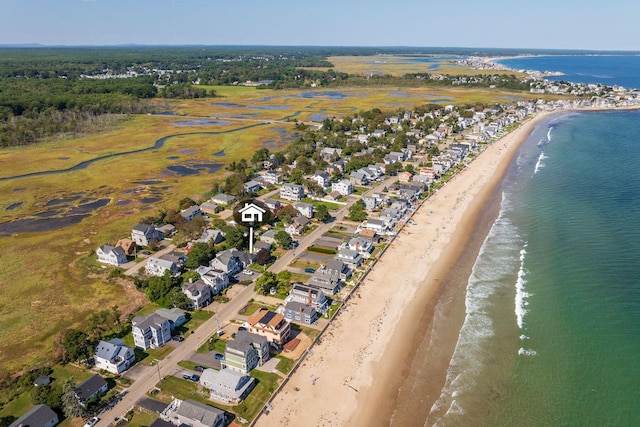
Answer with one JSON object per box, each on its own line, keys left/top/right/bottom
{"left": 242, "top": 269, "right": 254, "bottom": 276}
{"left": 214, "top": 353, "right": 225, "bottom": 360}
{"left": 194, "top": 365, "right": 205, "bottom": 372}
{"left": 304, "top": 268, "right": 316, "bottom": 273}
{"left": 238, "top": 326, "right": 247, "bottom": 331}
{"left": 183, "top": 374, "right": 199, "bottom": 381}
{"left": 172, "top": 335, "right": 184, "bottom": 342}
{"left": 83, "top": 417, "right": 99, "bottom": 427}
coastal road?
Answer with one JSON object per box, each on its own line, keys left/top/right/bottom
{"left": 98, "top": 176, "right": 397, "bottom": 426}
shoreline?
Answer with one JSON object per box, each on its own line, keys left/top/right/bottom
{"left": 256, "top": 110, "right": 555, "bottom": 427}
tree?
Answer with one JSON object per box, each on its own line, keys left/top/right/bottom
{"left": 289, "top": 169, "right": 304, "bottom": 185}
{"left": 255, "top": 248, "right": 271, "bottom": 265}
{"left": 315, "top": 204, "right": 330, "bottom": 222}
{"left": 62, "top": 378, "right": 85, "bottom": 419}
{"left": 254, "top": 271, "right": 277, "bottom": 295}
{"left": 348, "top": 201, "right": 367, "bottom": 222}
{"left": 274, "top": 230, "right": 292, "bottom": 248}
{"left": 55, "top": 329, "right": 90, "bottom": 364}
{"left": 223, "top": 225, "right": 246, "bottom": 249}
{"left": 185, "top": 242, "right": 215, "bottom": 268}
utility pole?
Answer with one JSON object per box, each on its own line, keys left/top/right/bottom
{"left": 152, "top": 358, "right": 161, "bottom": 382}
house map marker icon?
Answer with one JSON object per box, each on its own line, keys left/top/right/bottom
{"left": 232, "top": 199, "right": 272, "bottom": 254}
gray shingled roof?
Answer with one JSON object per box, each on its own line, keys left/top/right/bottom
{"left": 174, "top": 399, "right": 224, "bottom": 426}
{"left": 9, "top": 404, "right": 58, "bottom": 427}
{"left": 74, "top": 374, "right": 107, "bottom": 401}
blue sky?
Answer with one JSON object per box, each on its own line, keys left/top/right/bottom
{"left": 1, "top": 0, "right": 639, "bottom": 51}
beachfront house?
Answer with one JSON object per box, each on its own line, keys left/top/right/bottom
{"left": 96, "top": 244, "right": 128, "bottom": 266}
{"left": 223, "top": 330, "right": 270, "bottom": 374}
{"left": 284, "top": 301, "right": 319, "bottom": 325}
{"left": 199, "top": 368, "right": 255, "bottom": 404}
{"left": 247, "top": 308, "right": 291, "bottom": 345}
{"left": 286, "top": 282, "right": 329, "bottom": 312}
{"left": 160, "top": 398, "right": 225, "bottom": 427}
{"left": 335, "top": 247, "right": 364, "bottom": 268}
{"left": 94, "top": 338, "right": 135, "bottom": 375}
{"left": 307, "top": 267, "right": 342, "bottom": 295}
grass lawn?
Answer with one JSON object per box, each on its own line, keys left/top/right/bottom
{"left": 121, "top": 407, "right": 158, "bottom": 427}
{"left": 288, "top": 259, "right": 323, "bottom": 271}
{"left": 234, "top": 370, "right": 281, "bottom": 422}
{"left": 274, "top": 355, "right": 295, "bottom": 375}
{"left": 151, "top": 375, "right": 209, "bottom": 405}
{"left": 352, "top": 186, "right": 369, "bottom": 195}
{"left": 0, "top": 392, "right": 32, "bottom": 420}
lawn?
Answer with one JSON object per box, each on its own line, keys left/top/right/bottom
{"left": 151, "top": 375, "right": 209, "bottom": 405}
{"left": 288, "top": 259, "right": 323, "bottom": 271}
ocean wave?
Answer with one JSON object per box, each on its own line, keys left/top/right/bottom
{"left": 428, "top": 194, "right": 524, "bottom": 424}
{"left": 534, "top": 151, "right": 547, "bottom": 174}
{"left": 515, "top": 243, "right": 531, "bottom": 330}
{"left": 518, "top": 348, "right": 537, "bottom": 356}
{"left": 547, "top": 126, "right": 554, "bottom": 143}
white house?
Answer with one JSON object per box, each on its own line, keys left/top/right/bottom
{"left": 94, "top": 338, "right": 135, "bottom": 375}
{"left": 199, "top": 368, "right": 255, "bottom": 404}
{"left": 280, "top": 183, "right": 305, "bottom": 201}
{"left": 145, "top": 257, "right": 181, "bottom": 277}
{"left": 261, "top": 171, "right": 282, "bottom": 185}
{"left": 160, "top": 398, "right": 225, "bottom": 427}
{"left": 293, "top": 202, "right": 314, "bottom": 219}
{"left": 132, "top": 313, "right": 171, "bottom": 350}
{"left": 96, "top": 244, "right": 128, "bottom": 266}
{"left": 331, "top": 179, "right": 353, "bottom": 196}
{"left": 131, "top": 224, "right": 163, "bottom": 246}
{"left": 310, "top": 170, "right": 331, "bottom": 189}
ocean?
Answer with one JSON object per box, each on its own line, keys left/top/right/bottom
{"left": 426, "top": 56, "right": 640, "bottom": 426}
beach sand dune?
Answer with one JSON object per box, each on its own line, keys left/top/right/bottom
{"left": 255, "top": 111, "right": 552, "bottom": 427}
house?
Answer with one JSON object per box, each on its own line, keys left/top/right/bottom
{"left": 307, "top": 267, "right": 341, "bottom": 295}
{"left": 199, "top": 200, "right": 222, "bottom": 215}
{"left": 260, "top": 229, "right": 278, "bottom": 245}
{"left": 94, "top": 338, "right": 135, "bottom": 375}
{"left": 331, "top": 179, "right": 353, "bottom": 196}
{"left": 132, "top": 313, "right": 171, "bottom": 350}
{"left": 180, "top": 205, "right": 202, "bottom": 222}
{"left": 155, "top": 308, "right": 187, "bottom": 329}
{"left": 324, "top": 259, "right": 352, "bottom": 281}
{"left": 362, "top": 195, "right": 380, "bottom": 211}
{"left": 199, "top": 368, "right": 255, "bottom": 404}
{"left": 280, "top": 183, "right": 305, "bottom": 201}
{"left": 363, "top": 218, "right": 388, "bottom": 234}
{"left": 210, "top": 249, "right": 242, "bottom": 275}
{"left": 325, "top": 191, "right": 343, "bottom": 202}
{"left": 131, "top": 224, "right": 163, "bottom": 246}
{"left": 398, "top": 171, "right": 413, "bottom": 183}
{"left": 9, "top": 404, "right": 59, "bottom": 427}
{"left": 349, "top": 171, "right": 368, "bottom": 186}
{"left": 359, "top": 228, "right": 380, "bottom": 244}
{"left": 96, "top": 244, "right": 128, "bottom": 266}
{"left": 196, "top": 229, "right": 225, "bottom": 245}
{"left": 196, "top": 266, "right": 229, "bottom": 295}
{"left": 243, "top": 180, "right": 261, "bottom": 194}
{"left": 115, "top": 238, "right": 137, "bottom": 256}
{"left": 182, "top": 279, "right": 212, "bottom": 309}
{"left": 284, "top": 301, "right": 318, "bottom": 325}
{"left": 285, "top": 215, "right": 309, "bottom": 236}
{"left": 262, "top": 171, "right": 283, "bottom": 185}
{"left": 320, "top": 147, "right": 343, "bottom": 161}
{"left": 310, "top": 170, "right": 331, "bottom": 189}
{"left": 293, "top": 202, "right": 314, "bottom": 219}
{"left": 145, "top": 256, "right": 181, "bottom": 277}
{"left": 346, "top": 236, "right": 374, "bottom": 258}
{"left": 157, "top": 223, "right": 176, "bottom": 237}
{"left": 413, "top": 174, "right": 430, "bottom": 186}
{"left": 247, "top": 308, "right": 291, "bottom": 345}
{"left": 224, "top": 330, "right": 269, "bottom": 374}
{"left": 253, "top": 240, "right": 272, "bottom": 253}
{"left": 161, "top": 398, "right": 225, "bottom": 427}
{"left": 238, "top": 202, "right": 266, "bottom": 224}
{"left": 34, "top": 376, "right": 51, "bottom": 387}
{"left": 74, "top": 374, "right": 108, "bottom": 405}
{"left": 263, "top": 198, "right": 281, "bottom": 213}
{"left": 286, "top": 282, "right": 329, "bottom": 312}
{"left": 335, "top": 247, "right": 364, "bottom": 268}
{"left": 210, "top": 193, "right": 237, "bottom": 206}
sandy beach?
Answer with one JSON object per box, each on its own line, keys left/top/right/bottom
{"left": 255, "top": 111, "right": 554, "bottom": 427}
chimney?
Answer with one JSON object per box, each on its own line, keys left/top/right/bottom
{"left": 355, "top": 239, "right": 360, "bottom": 253}
{"left": 307, "top": 289, "right": 312, "bottom": 306}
